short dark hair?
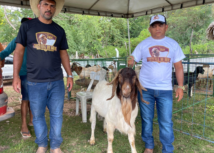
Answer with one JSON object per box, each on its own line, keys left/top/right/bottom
{"left": 21, "top": 18, "right": 32, "bottom": 23}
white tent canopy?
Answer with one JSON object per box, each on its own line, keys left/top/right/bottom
{"left": 0, "top": 0, "right": 214, "bottom": 18}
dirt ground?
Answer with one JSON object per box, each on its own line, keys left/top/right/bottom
{"left": 3, "top": 80, "right": 91, "bottom": 117}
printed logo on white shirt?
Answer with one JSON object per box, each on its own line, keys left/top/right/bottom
{"left": 131, "top": 36, "right": 186, "bottom": 90}
{"left": 148, "top": 45, "right": 171, "bottom": 63}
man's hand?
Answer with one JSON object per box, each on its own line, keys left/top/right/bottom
{"left": 13, "top": 76, "right": 21, "bottom": 93}
{"left": 67, "top": 77, "right": 73, "bottom": 92}
{"left": 127, "top": 56, "right": 135, "bottom": 68}
{"left": 175, "top": 88, "right": 183, "bottom": 102}
{"left": 13, "top": 43, "right": 25, "bottom": 93}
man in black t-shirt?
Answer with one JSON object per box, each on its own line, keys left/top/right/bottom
{"left": 13, "top": 0, "right": 73, "bottom": 152}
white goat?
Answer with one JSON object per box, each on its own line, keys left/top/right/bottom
{"left": 89, "top": 68, "right": 148, "bottom": 153}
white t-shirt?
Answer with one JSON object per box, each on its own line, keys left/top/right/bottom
{"left": 132, "top": 36, "right": 185, "bottom": 90}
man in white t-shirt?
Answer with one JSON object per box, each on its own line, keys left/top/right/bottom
{"left": 128, "top": 15, "right": 185, "bottom": 153}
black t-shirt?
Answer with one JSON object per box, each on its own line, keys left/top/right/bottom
{"left": 16, "top": 18, "right": 68, "bottom": 82}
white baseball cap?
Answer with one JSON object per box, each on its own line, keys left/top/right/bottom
{"left": 150, "top": 14, "right": 166, "bottom": 25}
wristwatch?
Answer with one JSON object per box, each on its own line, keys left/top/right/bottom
{"left": 178, "top": 86, "right": 185, "bottom": 90}
{"left": 67, "top": 75, "right": 73, "bottom": 78}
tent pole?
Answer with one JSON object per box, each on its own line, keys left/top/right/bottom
{"left": 127, "top": 18, "right": 131, "bottom": 55}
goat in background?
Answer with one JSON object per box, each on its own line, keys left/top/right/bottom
{"left": 172, "top": 66, "right": 204, "bottom": 97}
{"left": 197, "top": 65, "right": 214, "bottom": 89}
{"left": 89, "top": 68, "right": 148, "bottom": 153}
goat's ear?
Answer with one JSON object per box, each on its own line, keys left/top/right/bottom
{"left": 75, "top": 67, "right": 82, "bottom": 75}
{"left": 118, "top": 74, "right": 123, "bottom": 83}
{"left": 136, "top": 75, "right": 147, "bottom": 91}
{"left": 132, "top": 75, "right": 137, "bottom": 84}
{"left": 71, "top": 63, "right": 75, "bottom": 72}
{"left": 135, "top": 76, "right": 149, "bottom": 104}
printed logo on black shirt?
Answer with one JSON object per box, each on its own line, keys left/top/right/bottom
{"left": 147, "top": 45, "right": 171, "bottom": 63}
{"left": 33, "top": 32, "right": 57, "bottom": 52}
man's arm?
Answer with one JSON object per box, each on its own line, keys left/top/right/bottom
{"left": 13, "top": 43, "right": 25, "bottom": 93}
{"left": 60, "top": 50, "right": 73, "bottom": 91}
{"left": 174, "top": 61, "right": 184, "bottom": 102}
{"left": 0, "top": 38, "right": 16, "bottom": 60}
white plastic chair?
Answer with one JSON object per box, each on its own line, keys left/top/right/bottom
{"left": 75, "top": 69, "right": 106, "bottom": 123}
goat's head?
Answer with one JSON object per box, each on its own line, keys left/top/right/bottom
{"left": 195, "top": 66, "right": 205, "bottom": 75}
{"left": 151, "top": 48, "right": 160, "bottom": 57}
{"left": 85, "top": 64, "right": 91, "bottom": 68}
{"left": 38, "top": 34, "right": 47, "bottom": 45}
{"left": 107, "top": 67, "right": 148, "bottom": 126}
{"left": 71, "top": 62, "right": 82, "bottom": 75}
{"left": 108, "top": 65, "right": 114, "bottom": 70}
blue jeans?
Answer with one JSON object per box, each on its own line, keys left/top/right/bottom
{"left": 138, "top": 88, "right": 174, "bottom": 153}
{"left": 27, "top": 80, "right": 65, "bottom": 149}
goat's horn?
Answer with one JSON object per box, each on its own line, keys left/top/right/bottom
{"left": 107, "top": 69, "right": 122, "bottom": 85}
{"left": 106, "top": 69, "right": 122, "bottom": 100}
{"left": 106, "top": 77, "right": 118, "bottom": 101}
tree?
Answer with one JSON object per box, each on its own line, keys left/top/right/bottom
{"left": 0, "top": 6, "right": 34, "bottom": 43}
{"left": 166, "top": 5, "right": 213, "bottom": 53}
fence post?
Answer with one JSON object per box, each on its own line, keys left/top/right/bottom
{"left": 213, "top": 77, "right": 214, "bottom": 97}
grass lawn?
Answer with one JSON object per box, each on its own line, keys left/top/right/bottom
{"left": 0, "top": 79, "right": 214, "bottom": 153}
{"left": 1, "top": 109, "right": 214, "bottom": 153}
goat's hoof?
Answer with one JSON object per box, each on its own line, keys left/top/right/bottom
{"left": 89, "top": 139, "right": 95, "bottom": 145}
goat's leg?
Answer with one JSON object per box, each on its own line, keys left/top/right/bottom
{"left": 107, "top": 123, "right": 115, "bottom": 153}
{"left": 188, "top": 84, "right": 193, "bottom": 98}
{"left": 128, "top": 130, "right": 137, "bottom": 153}
{"left": 103, "top": 118, "right": 107, "bottom": 133}
{"left": 209, "top": 77, "right": 212, "bottom": 89}
{"left": 191, "top": 86, "right": 193, "bottom": 97}
{"left": 196, "top": 79, "right": 201, "bottom": 88}
{"left": 204, "top": 78, "right": 207, "bottom": 88}
{"left": 89, "top": 105, "right": 96, "bottom": 145}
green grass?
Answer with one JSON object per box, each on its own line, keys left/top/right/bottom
{"left": 153, "top": 90, "right": 214, "bottom": 145}
{"left": 1, "top": 103, "right": 214, "bottom": 153}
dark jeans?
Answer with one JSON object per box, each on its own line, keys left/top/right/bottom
{"left": 138, "top": 88, "right": 174, "bottom": 153}
{"left": 28, "top": 79, "right": 65, "bottom": 149}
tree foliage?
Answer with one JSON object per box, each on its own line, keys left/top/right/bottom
{"left": 0, "top": 5, "right": 214, "bottom": 57}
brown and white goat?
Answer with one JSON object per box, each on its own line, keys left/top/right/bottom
{"left": 89, "top": 68, "right": 148, "bottom": 153}
{"left": 71, "top": 62, "right": 102, "bottom": 78}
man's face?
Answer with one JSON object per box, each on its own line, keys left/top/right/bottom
{"left": 149, "top": 22, "right": 168, "bottom": 39}
{"left": 38, "top": 0, "right": 56, "bottom": 20}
